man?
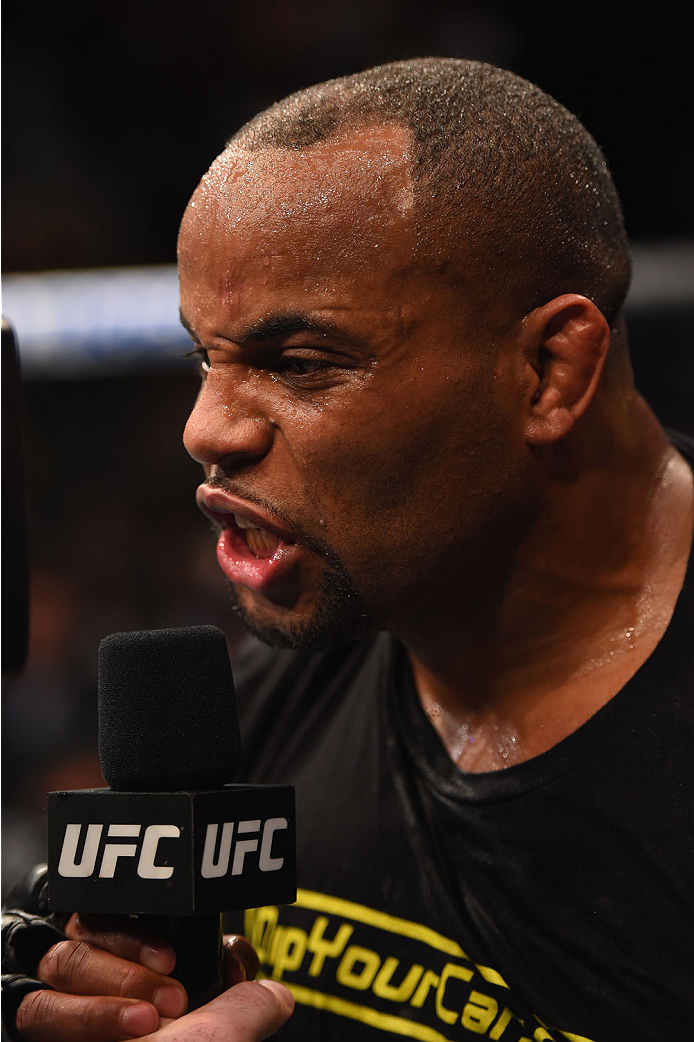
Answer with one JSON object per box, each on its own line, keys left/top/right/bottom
{"left": 5, "top": 58, "right": 693, "bottom": 1041}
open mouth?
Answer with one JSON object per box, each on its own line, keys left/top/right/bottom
{"left": 233, "top": 514, "right": 281, "bottom": 559}
{"left": 196, "top": 487, "right": 302, "bottom": 593}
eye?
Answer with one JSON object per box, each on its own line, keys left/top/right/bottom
{"left": 280, "top": 357, "right": 331, "bottom": 376}
{"left": 185, "top": 346, "right": 210, "bottom": 374}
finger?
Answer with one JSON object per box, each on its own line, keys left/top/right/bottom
{"left": 138, "top": 979, "right": 294, "bottom": 1042}
{"left": 222, "top": 935, "right": 260, "bottom": 985}
{"left": 66, "top": 914, "right": 176, "bottom": 974}
{"left": 16, "top": 988, "right": 160, "bottom": 1041}
{"left": 37, "top": 940, "right": 187, "bottom": 1018}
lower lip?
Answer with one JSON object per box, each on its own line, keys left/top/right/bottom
{"left": 215, "top": 524, "right": 300, "bottom": 593}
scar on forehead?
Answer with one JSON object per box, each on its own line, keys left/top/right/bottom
{"left": 217, "top": 275, "right": 240, "bottom": 308}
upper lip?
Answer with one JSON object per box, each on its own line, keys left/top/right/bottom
{"left": 195, "top": 486, "right": 297, "bottom": 543}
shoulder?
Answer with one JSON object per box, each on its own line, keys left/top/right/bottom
{"left": 232, "top": 633, "right": 387, "bottom": 707}
{"left": 231, "top": 633, "right": 394, "bottom": 776}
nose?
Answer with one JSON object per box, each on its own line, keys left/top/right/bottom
{"left": 183, "top": 372, "right": 273, "bottom": 470}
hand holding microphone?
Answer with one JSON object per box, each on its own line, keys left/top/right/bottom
{"left": 12, "top": 909, "right": 274, "bottom": 1040}
{"left": 4, "top": 625, "right": 296, "bottom": 1041}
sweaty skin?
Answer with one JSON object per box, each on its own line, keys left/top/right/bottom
{"left": 180, "top": 126, "right": 693, "bottom": 769}
{"left": 180, "top": 126, "right": 534, "bottom": 650}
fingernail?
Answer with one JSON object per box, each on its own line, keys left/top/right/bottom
{"left": 140, "top": 944, "right": 175, "bottom": 974}
{"left": 121, "top": 1002, "right": 158, "bottom": 1036}
{"left": 154, "top": 984, "right": 187, "bottom": 1018}
{"left": 258, "top": 979, "right": 295, "bottom": 1014}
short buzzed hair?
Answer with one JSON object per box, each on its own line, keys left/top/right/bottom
{"left": 229, "top": 58, "right": 631, "bottom": 327}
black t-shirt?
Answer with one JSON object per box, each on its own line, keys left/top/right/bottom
{"left": 229, "top": 435, "right": 694, "bottom": 1042}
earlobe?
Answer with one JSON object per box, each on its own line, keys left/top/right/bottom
{"left": 522, "top": 294, "right": 611, "bottom": 446}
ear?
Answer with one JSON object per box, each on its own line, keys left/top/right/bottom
{"left": 521, "top": 294, "right": 611, "bottom": 446}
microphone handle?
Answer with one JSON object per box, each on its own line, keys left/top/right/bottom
{"left": 144, "top": 912, "right": 225, "bottom": 1011}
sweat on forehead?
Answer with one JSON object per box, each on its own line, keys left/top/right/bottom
{"left": 186, "top": 124, "right": 415, "bottom": 229}
{"left": 177, "top": 123, "right": 442, "bottom": 343}
{"left": 216, "top": 57, "right": 631, "bottom": 324}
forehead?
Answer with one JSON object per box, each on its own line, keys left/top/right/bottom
{"left": 177, "top": 124, "right": 508, "bottom": 350}
{"left": 178, "top": 125, "right": 417, "bottom": 270}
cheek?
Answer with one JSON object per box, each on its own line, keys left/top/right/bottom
{"left": 294, "top": 389, "right": 512, "bottom": 550}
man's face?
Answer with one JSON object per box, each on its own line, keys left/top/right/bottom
{"left": 179, "top": 125, "right": 530, "bottom": 649}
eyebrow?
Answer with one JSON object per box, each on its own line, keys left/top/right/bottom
{"left": 179, "top": 309, "right": 348, "bottom": 345}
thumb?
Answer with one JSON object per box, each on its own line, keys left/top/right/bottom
{"left": 140, "top": 979, "right": 294, "bottom": 1041}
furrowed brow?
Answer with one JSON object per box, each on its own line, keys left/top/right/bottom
{"left": 178, "top": 308, "right": 350, "bottom": 346}
{"left": 239, "top": 312, "right": 344, "bottom": 344}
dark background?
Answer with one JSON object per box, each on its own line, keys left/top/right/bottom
{"left": 2, "top": 1, "right": 692, "bottom": 892}
{"left": 3, "top": 1, "right": 693, "bottom": 272}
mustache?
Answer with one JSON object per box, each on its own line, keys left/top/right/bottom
{"left": 205, "top": 472, "right": 344, "bottom": 569}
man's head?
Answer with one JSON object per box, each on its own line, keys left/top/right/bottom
{"left": 179, "top": 58, "right": 631, "bottom": 649}
{"left": 230, "top": 58, "right": 631, "bottom": 327}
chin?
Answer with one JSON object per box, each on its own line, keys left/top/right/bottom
{"left": 227, "top": 566, "right": 372, "bottom": 651}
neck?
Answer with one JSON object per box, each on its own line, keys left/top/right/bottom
{"left": 399, "top": 392, "right": 693, "bottom": 771}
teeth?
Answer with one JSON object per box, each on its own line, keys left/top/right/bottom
{"left": 245, "top": 527, "right": 280, "bottom": 558}
{"left": 230, "top": 513, "right": 281, "bottom": 558}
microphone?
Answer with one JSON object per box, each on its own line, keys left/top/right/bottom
{"left": 46, "top": 625, "right": 296, "bottom": 1009}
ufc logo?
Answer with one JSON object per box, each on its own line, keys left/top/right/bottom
{"left": 201, "top": 818, "right": 287, "bottom": 878}
{"left": 58, "top": 823, "right": 179, "bottom": 879}
{"left": 58, "top": 818, "right": 288, "bottom": 881}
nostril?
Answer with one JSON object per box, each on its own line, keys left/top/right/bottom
{"left": 183, "top": 409, "right": 273, "bottom": 467}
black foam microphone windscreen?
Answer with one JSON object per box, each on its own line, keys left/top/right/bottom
{"left": 98, "top": 625, "right": 241, "bottom": 791}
